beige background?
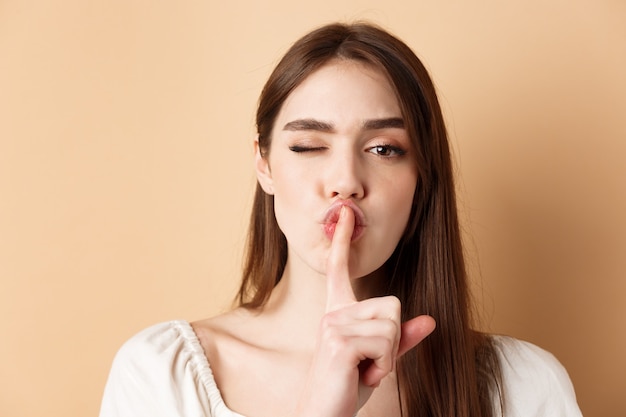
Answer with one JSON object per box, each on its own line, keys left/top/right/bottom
{"left": 1, "top": 1, "right": 624, "bottom": 416}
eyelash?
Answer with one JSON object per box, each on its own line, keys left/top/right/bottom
{"left": 367, "top": 144, "right": 406, "bottom": 157}
{"left": 288, "top": 144, "right": 406, "bottom": 157}
{"left": 288, "top": 145, "right": 326, "bottom": 153}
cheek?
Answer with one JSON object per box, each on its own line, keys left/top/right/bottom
{"left": 271, "top": 193, "right": 293, "bottom": 238}
{"left": 387, "top": 176, "right": 418, "bottom": 235}
{"left": 270, "top": 162, "right": 320, "bottom": 210}
{"left": 270, "top": 172, "right": 309, "bottom": 237}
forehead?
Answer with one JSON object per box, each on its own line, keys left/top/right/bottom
{"left": 275, "top": 59, "right": 402, "bottom": 126}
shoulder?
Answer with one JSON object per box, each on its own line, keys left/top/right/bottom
{"left": 491, "top": 335, "right": 583, "bottom": 417}
{"left": 110, "top": 320, "right": 209, "bottom": 380}
{"left": 100, "top": 320, "right": 220, "bottom": 417}
{"left": 492, "top": 334, "right": 569, "bottom": 380}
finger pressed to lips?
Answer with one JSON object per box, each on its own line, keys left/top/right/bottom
{"left": 326, "top": 205, "right": 358, "bottom": 311}
{"left": 322, "top": 200, "right": 366, "bottom": 242}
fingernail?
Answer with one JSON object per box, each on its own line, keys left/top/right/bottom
{"left": 339, "top": 205, "right": 347, "bottom": 219}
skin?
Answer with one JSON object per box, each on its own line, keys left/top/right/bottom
{"left": 193, "top": 60, "right": 436, "bottom": 417}
{"left": 260, "top": 59, "right": 419, "bottom": 282}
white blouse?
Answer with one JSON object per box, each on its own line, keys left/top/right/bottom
{"left": 99, "top": 320, "right": 583, "bottom": 417}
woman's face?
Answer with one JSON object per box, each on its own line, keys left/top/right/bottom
{"left": 256, "top": 59, "right": 418, "bottom": 279}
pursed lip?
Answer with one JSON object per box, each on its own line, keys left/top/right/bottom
{"left": 321, "top": 200, "right": 366, "bottom": 241}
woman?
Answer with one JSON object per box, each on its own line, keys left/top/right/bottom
{"left": 100, "top": 22, "right": 582, "bottom": 417}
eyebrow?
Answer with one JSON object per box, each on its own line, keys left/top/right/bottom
{"left": 363, "top": 117, "right": 404, "bottom": 130}
{"left": 282, "top": 117, "right": 405, "bottom": 132}
{"left": 283, "top": 119, "right": 334, "bottom": 132}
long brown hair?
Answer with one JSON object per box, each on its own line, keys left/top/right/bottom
{"left": 238, "top": 22, "right": 502, "bottom": 417}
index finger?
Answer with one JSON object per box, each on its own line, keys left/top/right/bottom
{"left": 325, "top": 205, "right": 357, "bottom": 312}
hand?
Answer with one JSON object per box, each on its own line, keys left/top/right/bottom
{"left": 296, "top": 206, "right": 436, "bottom": 417}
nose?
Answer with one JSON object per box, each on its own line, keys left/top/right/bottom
{"left": 324, "top": 150, "right": 365, "bottom": 200}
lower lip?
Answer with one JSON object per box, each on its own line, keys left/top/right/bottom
{"left": 323, "top": 223, "right": 364, "bottom": 242}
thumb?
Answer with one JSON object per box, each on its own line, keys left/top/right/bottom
{"left": 397, "top": 315, "right": 436, "bottom": 357}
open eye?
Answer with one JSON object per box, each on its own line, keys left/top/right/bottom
{"left": 367, "top": 145, "right": 406, "bottom": 157}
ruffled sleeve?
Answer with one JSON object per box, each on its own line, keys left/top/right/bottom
{"left": 99, "top": 320, "right": 243, "bottom": 417}
{"left": 493, "top": 335, "right": 583, "bottom": 417}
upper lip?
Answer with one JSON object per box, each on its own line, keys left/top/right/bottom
{"left": 322, "top": 200, "right": 366, "bottom": 226}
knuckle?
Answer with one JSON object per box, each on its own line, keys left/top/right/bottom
{"left": 319, "top": 316, "right": 341, "bottom": 341}
{"left": 383, "top": 296, "right": 401, "bottom": 319}
{"left": 326, "top": 333, "right": 347, "bottom": 352}
{"left": 381, "top": 319, "right": 398, "bottom": 338}
{"left": 320, "top": 311, "right": 339, "bottom": 329}
{"left": 323, "top": 331, "right": 351, "bottom": 359}
{"left": 374, "top": 339, "right": 394, "bottom": 372}
{"left": 381, "top": 336, "right": 394, "bottom": 353}
{"left": 386, "top": 296, "right": 401, "bottom": 311}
